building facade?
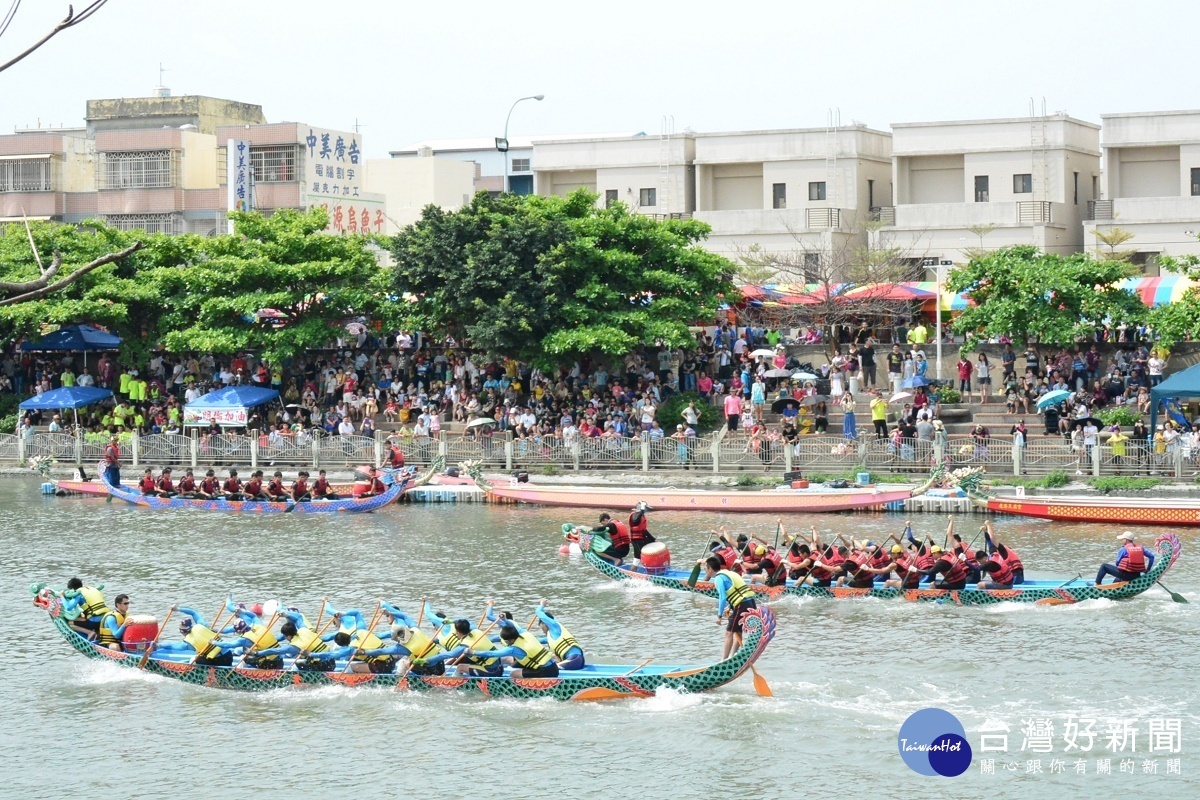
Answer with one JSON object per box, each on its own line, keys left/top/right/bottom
{"left": 389, "top": 137, "right": 535, "bottom": 196}
{"left": 882, "top": 115, "right": 1101, "bottom": 272}
{"left": 1083, "top": 110, "right": 1200, "bottom": 268}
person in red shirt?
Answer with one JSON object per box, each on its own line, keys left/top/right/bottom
{"left": 243, "top": 470, "right": 266, "bottom": 500}
{"left": 310, "top": 469, "right": 336, "bottom": 500}
{"left": 222, "top": 469, "right": 244, "bottom": 501}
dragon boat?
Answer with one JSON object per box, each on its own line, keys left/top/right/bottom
{"left": 970, "top": 491, "right": 1200, "bottom": 528}
{"left": 31, "top": 585, "right": 775, "bottom": 701}
{"left": 572, "top": 531, "right": 1181, "bottom": 607}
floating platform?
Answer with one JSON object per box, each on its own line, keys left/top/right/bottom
{"left": 406, "top": 485, "right": 487, "bottom": 503}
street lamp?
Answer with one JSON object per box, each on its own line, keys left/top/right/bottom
{"left": 497, "top": 94, "right": 544, "bottom": 194}
{"left": 936, "top": 259, "right": 953, "bottom": 380}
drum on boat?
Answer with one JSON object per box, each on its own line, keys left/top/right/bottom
{"left": 121, "top": 615, "right": 159, "bottom": 653}
{"left": 640, "top": 542, "right": 671, "bottom": 574}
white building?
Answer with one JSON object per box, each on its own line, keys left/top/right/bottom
{"left": 363, "top": 151, "right": 476, "bottom": 233}
{"left": 390, "top": 136, "right": 535, "bottom": 196}
{"left": 883, "top": 114, "right": 1101, "bottom": 269}
{"left": 1083, "top": 110, "right": 1200, "bottom": 268}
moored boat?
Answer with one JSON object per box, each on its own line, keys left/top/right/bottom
{"left": 573, "top": 531, "right": 1181, "bottom": 606}
{"left": 971, "top": 491, "right": 1200, "bottom": 528}
{"left": 31, "top": 585, "right": 775, "bottom": 700}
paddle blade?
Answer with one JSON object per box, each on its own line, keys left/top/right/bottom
{"left": 571, "top": 686, "right": 636, "bottom": 702}
{"left": 686, "top": 562, "right": 702, "bottom": 589}
{"left": 1159, "top": 581, "right": 1189, "bottom": 603}
{"left": 750, "top": 664, "right": 773, "bottom": 698}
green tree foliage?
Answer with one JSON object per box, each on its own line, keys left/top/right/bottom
{"left": 0, "top": 209, "right": 388, "bottom": 364}
{"left": 1147, "top": 253, "right": 1200, "bottom": 348}
{"left": 947, "top": 246, "right": 1145, "bottom": 346}
{"left": 389, "top": 191, "right": 737, "bottom": 363}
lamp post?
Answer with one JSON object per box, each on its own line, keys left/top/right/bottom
{"left": 496, "top": 94, "right": 544, "bottom": 194}
{"left": 936, "top": 259, "right": 953, "bottom": 380}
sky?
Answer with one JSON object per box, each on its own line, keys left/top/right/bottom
{"left": 0, "top": 0, "right": 1196, "bottom": 158}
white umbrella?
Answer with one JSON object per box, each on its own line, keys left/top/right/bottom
{"left": 889, "top": 392, "right": 913, "bottom": 403}
{"left": 345, "top": 321, "right": 368, "bottom": 335}
{"left": 792, "top": 371, "right": 818, "bottom": 381}
{"left": 467, "top": 417, "right": 498, "bottom": 428}
{"left": 750, "top": 348, "right": 776, "bottom": 358}
{"left": 764, "top": 368, "right": 792, "bottom": 378}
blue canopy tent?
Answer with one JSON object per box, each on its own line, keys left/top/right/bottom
{"left": 1149, "top": 362, "right": 1200, "bottom": 433}
{"left": 20, "top": 324, "right": 122, "bottom": 369}
{"left": 19, "top": 386, "right": 114, "bottom": 427}
{"left": 183, "top": 386, "right": 280, "bottom": 428}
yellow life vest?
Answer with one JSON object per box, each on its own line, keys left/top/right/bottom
{"left": 79, "top": 586, "right": 110, "bottom": 619}
{"left": 717, "top": 569, "right": 754, "bottom": 608}
{"left": 290, "top": 627, "right": 329, "bottom": 655}
{"left": 246, "top": 624, "right": 279, "bottom": 652}
{"left": 350, "top": 629, "right": 387, "bottom": 663}
{"left": 436, "top": 625, "right": 463, "bottom": 652}
{"left": 460, "top": 629, "right": 499, "bottom": 668}
{"left": 97, "top": 610, "right": 126, "bottom": 646}
{"left": 184, "top": 625, "right": 222, "bottom": 660}
{"left": 549, "top": 624, "right": 582, "bottom": 661}
{"left": 406, "top": 629, "right": 441, "bottom": 660}
{"left": 510, "top": 631, "right": 552, "bottom": 670}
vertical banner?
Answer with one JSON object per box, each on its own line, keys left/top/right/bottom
{"left": 301, "top": 126, "right": 386, "bottom": 234}
{"left": 227, "top": 138, "right": 253, "bottom": 232}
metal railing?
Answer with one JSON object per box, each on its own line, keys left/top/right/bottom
{"left": 1086, "top": 200, "right": 1114, "bottom": 221}
{"left": 1017, "top": 201, "right": 1052, "bottom": 224}
{"left": 806, "top": 207, "right": 842, "bottom": 229}
{"left": 6, "top": 430, "right": 1196, "bottom": 479}
{"left": 870, "top": 206, "right": 896, "bottom": 225}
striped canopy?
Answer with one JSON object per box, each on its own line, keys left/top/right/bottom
{"left": 1116, "top": 275, "right": 1197, "bottom": 307}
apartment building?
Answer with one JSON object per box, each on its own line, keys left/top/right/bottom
{"left": 390, "top": 137, "right": 536, "bottom": 196}
{"left": 0, "top": 128, "right": 94, "bottom": 223}
{"left": 364, "top": 150, "right": 475, "bottom": 232}
{"left": 1083, "top": 110, "right": 1200, "bottom": 268}
{"left": 882, "top": 114, "right": 1101, "bottom": 269}
{"left": 691, "top": 126, "right": 893, "bottom": 264}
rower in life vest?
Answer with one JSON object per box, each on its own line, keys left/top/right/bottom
{"left": 63, "top": 577, "right": 110, "bottom": 636}
{"left": 292, "top": 471, "right": 311, "bottom": 501}
{"left": 746, "top": 545, "right": 785, "bottom": 586}
{"left": 149, "top": 607, "right": 232, "bottom": 667}
{"left": 476, "top": 622, "right": 559, "bottom": 679}
{"left": 385, "top": 444, "right": 405, "bottom": 469}
{"left": 1096, "top": 531, "right": 1155, "bottom": 585}
{"left": 267, "top": 471, "right": 288, "bottom": 501}
{"left": 783, "top": 541, "right": 813, "bottom": 582}
{"left": 256, "top": 617, "right": 335, "bottom": 672}
{"left": 310, "top": 469, "right": 336, "bottom": 500}
{"left": 704, "top": 555, "right": 758, "bottom": 659}
{"left": 363, "top": 467, "right": 387, "bottom": 497}
{"left": 951, "top": 532, "right": 982, "bottom": 584}
{"left": 628, "top": 501, "right": 655, "bottom": 561}
{"left": 984, "top": 521, "right": 1024, "bottom": 584}
{"left": 976, "top": 549, "right": 1015, "bottom": 590}
{"left": 96, "top": 593, "right": 131, "bottom": 650}
{"left": 322, "top": 608, "right": 394, "bottom": 674}
{"left": 591, "top": 513, "right": 631, "bottom": 565}
{"left": 224, "top": 615, "right": 284, "bottom": 669}
{"left": 882, "top": 545, "right": 920, "bottom": 590}
{"left": 155, "top": 468, "right": 177, "bottom": 497}
{"left": 177, "top": 468, "right": 198, "bottom": 498}
{"left": 925, "top": 545, "right": 969, "bottom": 591}
{"left": 243, "top": 471, "right": 265, "bottom": 500}
{"left": 138, "top": 468, "right": 157, "bottom": 495}
{"left": 417, "top": 619, "right": 503, "bottom": 677}
{"left": 199, "top": 470, "right": 221, "bottom": 499}
{"left": 837, "top": 543, "right": 877, "bottom": 589}
{"left": 371, "top": 604, "right": 447, "bottom": 675}
{"left": 809, "top": 545, "right": 847, "bottom": 587}
{"left": 222, "top": 469, "right": 244, "bottom": 501}
{"left": 535, "top": 602, "right": 585, "bottom": 670}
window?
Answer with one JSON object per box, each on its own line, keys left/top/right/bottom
{"left": 510, "top": 158, "right": 531, "bottom": 173}
{"left": 638, "top": 187, "right": 656, "bottom": 207}
{"left": 1073, "top": 171, "right": 1079, "bottom": 205}
{"left": 803, "top": 252, "right": 821, "bottom": 282}
{"left": 867, "top": 178, "right": 875, "bottom": 210}
{"left": 101, "top": 150, "right": 175, "bottom": 189}
{"left": 808, "top": 181, "right": 826, "bottom": 201}
{"left": 1013, "top": 173, "right": 1032, "bottom": 194}
{"left": 104, "top": 213, "right": 182, "bottom": 234}
{"left": 0, "top": 157, "right": 53, "bottom": 192}
{"left": 1192, "top": 168, "right": 1200, "bottom": 197}
{"left": 249, "top": 145, "right": 299, "bottom": 183}
{"left": 974, "top": 175, "right": 989, "bottom": 203}
{"left": 605, "top": 189, "right": 618, "bottom": 208}
{"left": 772, "top": 183, "right": 786, "bottom": 209}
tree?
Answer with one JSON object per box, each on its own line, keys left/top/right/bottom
{"left": 947, "top": 246, "right": 1146, "bottom": 347}
{"left": 389, "top": 190, "right": 737, "bottom": 363}
{"left": 961, "top": 223, "right": 998, "bottom": 262}
{"left": 1092, "top": 226, "right": 1137, "bottom": 261}
{"left": 0, "top": 2, "right": 111, "bottom": 74}
{"left": 0, "top": 210, "right": 389, "bottom": 364}
{"left": 1147, "top": 249, "right": 1200, "bottom": 348}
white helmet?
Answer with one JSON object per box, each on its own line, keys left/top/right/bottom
{"left": 391, "top": 623, "right": 411, "bottom": 642}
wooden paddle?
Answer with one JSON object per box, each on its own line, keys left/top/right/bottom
{"left": 231, "top": 607, "right": 281, "bottom": 670}
{"left": 137, "top": 606, "right": 176, "bottom": 669}
{"left": 339, "top": 602, "right": 383, "bottom": 673}
{"left": 621, "top": 658, "right": 652, "bottom": 677}
{"left": 1158, "top": 581, "right": 1188, "bottom": 603}
{"left": 292, "top": 614, "right": 339, "bottom": 668}
{"left": 186, "top": 598, "right": 234, "bottom": 666}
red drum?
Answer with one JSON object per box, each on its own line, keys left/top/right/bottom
{"left": 352, "top": 481, "right": 371, "bottom": 497}
{"left": 790, "top": 480, "right": 809, "bottom": 489}
{"left": 121, "top": 615, "right": 159, "bottom": 654}
{"left": 641, "top": 542, "right": 671, "bottom": 575}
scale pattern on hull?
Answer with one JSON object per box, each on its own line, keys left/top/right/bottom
{"left": 103, "top": 481, "right": 403, "bottom": 513}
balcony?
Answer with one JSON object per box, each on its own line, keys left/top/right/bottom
{"left": 805, "top": 207, "right": 841, "bottom": 229}
{"left": 1086, "top": 199, "right": 1114, "bottom": 221}
{"left": 1093, "top": 196, "right": 1200, "bottom": 225}
{"left": 892, "top": 201, "right": 1063, "bottom": 230}
{"left": 870, "top": 206, "right": 895, "bottom": 225}
{"left": 1017, "top": 201, "right": 1052, "bottom": 224}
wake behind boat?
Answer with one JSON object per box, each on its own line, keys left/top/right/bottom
{"left": 572, "top": 531, "right": 1182, "bottom": 606}
{"left": 31, "top": 586, "right": 775, "bottom": 700}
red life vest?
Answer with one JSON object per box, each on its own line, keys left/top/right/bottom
{"left": 987, "top": 554, "right": 1014, "bottom": 585}
{"left": 869, "top": 549, "right": 891, "bottom": 570}
{"left": 157, "top": 476, "right": 174, "bottom": 492}
{"left": 892, "top": 553, "right": 914, "bottom": 581}
{"left": 139, "top": 475, "right": 156, "bottom": 493}
{"left": 268, "top": 479, "right": 285, "bottom": 496}
{"left": 846, "top": 550, "right": 872, "bottom": 581}
{"left": 244, "top": 479, "right": 262, "bottom": 496}
{"left": 292, "top": 479, "right": 309, "bottom": 497}
{"left": 201, "top": 477, "right": 220, "bottom": 494}
{"left": 609, "top": 521, "right": 631, "bottom": 548}
{"left": 938, "top": 555, "right": 968, "bottom": 584}
{"left": 810, "top": 548, "right": 841, "bottom": 581}
{"left": 760, "top": 549, "right": 782, "bottom": 572}
{"left": 915, "top": 550, "right": 936, "bottom": 571}
{"left": 386, "top": 447, "right": 404, "bottom": 468}
{"left": 368, "top": 477, "right": 386, "bottom": 494}
{"left": 312, "top": 478, "right": 330, "bottom": 495}
{"left": 955, "top": 543, "right": 979, "bottom": 566}
{"left": 223, "top": 478, "right": 242, "bottom": 493}
{"left": 1117, "top": 546, "right": 1146, "bottom": 574}
{"left": 1002, "top": 547, "right": 1023, "bottom": 572}
{"left": 179, "top": 476, "right": 196, "bottom": 492}
{"left": 105, "top": 443, "right": 120, "bottom": 465}
{"left": 741, "top": 545, "right": 763, "bottom": 566}
{"left": 628, "top": 513, "right": 649, "bottom": 541}
{"left": 714, "top": 546, "right": 738, "bottom": 570}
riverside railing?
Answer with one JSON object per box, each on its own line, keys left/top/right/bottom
{"left": 5, "top": 430, "right": 1194, "bottom": 479}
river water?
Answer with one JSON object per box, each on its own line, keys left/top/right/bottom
{"left": 1, "top": 477, "right": 1196, "bottom": 799}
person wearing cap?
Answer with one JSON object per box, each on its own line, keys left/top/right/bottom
{"left": 628, "top": 500, "right": 655, "bottom": 562}
{"left": 151, "top": 606, "right": 231, "bottom": 666}
{"left": 921, "top": 544, "right": 970, "bottom": 590}
{"left": 1095, "top": 532, "right": 1155, "bottom": 585}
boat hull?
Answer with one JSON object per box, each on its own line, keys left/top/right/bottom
{"left": 576, "top": 532, "right": 1180, "bottom": 606}
{"left": 490, "top": 484, "right": 914, "bottom": 513}
{"left": 102, "top": 480, "right": 404, "bottom": 513}
{"left": 986, "top": 495, "right": 1200, "bottom": 527}
{"left": 32, "top": 588, "right": 774, "bottom": 700}
{"left": 54, "top": 479, "right": 358, "bottom": 498}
